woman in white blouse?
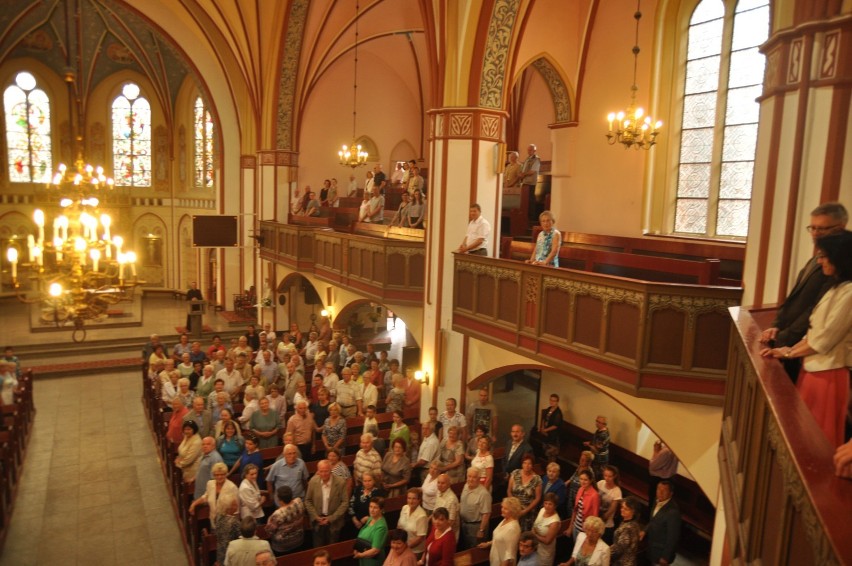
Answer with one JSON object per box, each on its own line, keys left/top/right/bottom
{"left": 239, "top": 463, "right": 266, "bottom": 521}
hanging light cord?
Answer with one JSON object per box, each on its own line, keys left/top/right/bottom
{"left": 630, "top": 0, "right": 642, "bottom": 102}
{"left": 352, "top": 1, "right": 359, "bottom": 140}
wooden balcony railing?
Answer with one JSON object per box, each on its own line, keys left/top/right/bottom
{"left": 257, "top": 221, "right": 425, "bottom": 305}
{"left": 721, "top": 307, "right": 852, "bottom": 565}
{"left": 452, "top": 254, "right": 743, "bottom": 405}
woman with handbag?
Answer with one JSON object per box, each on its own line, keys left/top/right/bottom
{"left": 355, "top": 498, "right": 389, "bottom": 566}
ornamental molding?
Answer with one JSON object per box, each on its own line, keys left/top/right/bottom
{"left": 351, "top": 242, "right": 385, "bottom": 254}
{"left": 457, "top": 260, "right": 520, "bottom": 282}
{"left": 648, "top": 294, "right": 739, "bottom": 329}
{"left": 276, "top": 0, "right": 308, "bottom": 150}
{"left": 543, "top": 278, "right": 643, "bottom": 306}
{"left": 478, "top": 0, "right": 520, "bottom": 109}
{"left": 531, "top": 57, "right": 572, "bottom": 123}
{"left": 819, "top": 30, "right": 840, "bottom": 79}
{"left": 387, "top": 247, "right": 424, "bottom": 258}
{"left": 766, "top": 418, "right": 838, "bottom": 566}
{"left": 524, "top": 274, "right": 538, "bottom": 304}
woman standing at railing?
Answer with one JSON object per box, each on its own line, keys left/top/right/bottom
{"left": 761, "top": 231, "right": 852, "bottom": 447}
{"left": 526, "top": 211, "right": 562, "bottom": 267}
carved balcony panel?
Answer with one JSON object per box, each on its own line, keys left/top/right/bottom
{"left": 452, "top": 254, "right": 742, "bottom": 405}
{"left": 721, "top": 307, "right": 852, "bottom": 565}
{"left": 258, "top": 221, "right": 424, "bottom": 306}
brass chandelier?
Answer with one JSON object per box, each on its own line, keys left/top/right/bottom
{"left": 6, "top": 160, "right": 141, "bottom": 342}
{"left": 605, "top": 0, "right": 662, "bottom": 150}
{"left": 338, "top": 0, "right": 368, "bottom": 168}
{"left": 4, "top": 0, "right": 140, "bottom": 342}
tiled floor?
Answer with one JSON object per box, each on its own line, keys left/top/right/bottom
{"left": 0, "top": 370, "right": 188, "bottom": 566}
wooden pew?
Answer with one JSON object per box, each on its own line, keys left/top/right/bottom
{"left": 506, "top": 240, "right": 725, "bottom": 285}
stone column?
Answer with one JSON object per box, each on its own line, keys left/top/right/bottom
{"left": 419, "top": 107, "right": 507, "bottom": 417}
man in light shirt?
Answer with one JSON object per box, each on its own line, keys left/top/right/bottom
{"left": 413, "top": 421, "right": 439, "bottom": 482}
{"left": 456, "top": 204, "right": 490, "bottom": 256}
{"left": 435, "top": 473, "right": 460, "bottom": 540}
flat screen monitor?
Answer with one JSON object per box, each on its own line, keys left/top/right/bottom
{"left": 192, "top": 215, "right": 238, "bottom": 247}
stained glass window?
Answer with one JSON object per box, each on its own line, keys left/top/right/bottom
{"left": 193, "top": 97, "right": 215, "bottom": 188}
{"left": 4, "top": 72, "right": 52, "bottom": 183}
{"left": 673, "top": 0, "right": 769, "bottom": 238}
{"left": 112, "top": 82, "right": 151, "bottom": 187}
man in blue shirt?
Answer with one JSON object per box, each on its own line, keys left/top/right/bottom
{"left": 266, "top": 443, "right": 309, "bottom": 502}
{"left": 194, "top": 436, "right": 224, "bottom": 500}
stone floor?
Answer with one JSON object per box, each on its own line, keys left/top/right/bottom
{"left": 0, "top": 370, "right": 188, "bottom": 566}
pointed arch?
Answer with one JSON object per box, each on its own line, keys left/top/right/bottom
{"left": 516, "top": 54, "right": 575, "bottom": 124}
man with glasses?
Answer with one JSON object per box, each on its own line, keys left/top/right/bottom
{"left": 516, "top": 531, "right": 539, "bottom": 565}
{"left": 759, "top": 202, "right": 848, "bottom": 382}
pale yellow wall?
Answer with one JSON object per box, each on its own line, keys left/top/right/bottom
{"left": 545, "top": 0, "right": 658, "bottom": 238}
{"left": 515, "top": 70, "right": 555, "bottom": 161}
{"left": 297, "top": 45, "right": 424, "bottom": 185}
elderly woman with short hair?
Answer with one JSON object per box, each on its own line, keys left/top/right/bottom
{"left": 176, "top": 377, "right": 195, "bottom": 407}
{"left": 189, "top": 461, "right": 240, "bottom": 565}
{"left": 560, "top": 516, "right": 610, "bottom": 566}
{"left": 478, "top": 496, "right": 523, "bottom": 566}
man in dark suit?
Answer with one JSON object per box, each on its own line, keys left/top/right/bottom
{"left": 759, "top": 202, "right": 847, "bottom": 381}
{"left": 185, "top": 281, "right": 204, "bottom": 331}
{"left": 304, "top": 459, "right": 349, "bottom": 546}
{"left": 504, "top": 424, "right": 534, "bottom": 477}
{"left": 643, "top": 480, "right": 682, "bottom": 565}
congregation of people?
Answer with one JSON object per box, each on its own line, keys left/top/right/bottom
{"left": 143, "top": 316, "right": 698, "bottom": 566}
{"left": 287, "top": 160, "right": 427, "bottom": 228}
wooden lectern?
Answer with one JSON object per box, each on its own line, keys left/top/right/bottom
{"left": 187, "top": 300, "right": 207, "bottom": 339}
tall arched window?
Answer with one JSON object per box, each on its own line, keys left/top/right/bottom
{"left": 193, "top": 96, "right": 214, "bottom": 188}
{"left": 4, "top": 71, "right": 52, "bottom": 183}
{"left": 673, "top": 0, "right": 769, "bottom": 238}
{"left": 112, "top": 82, "right": 151, "bottom": 187}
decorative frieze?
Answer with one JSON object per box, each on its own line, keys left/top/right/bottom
{"left": 457, "top": 260, "right": 520, "bottom": 282}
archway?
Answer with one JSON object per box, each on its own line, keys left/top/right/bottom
{"left": 467, "top": 363, "right": 711, "bottom": 506}
{"left": 334, "top": 298, "right": 422, "bottom": 376}
{"left": 275, "top": 272, "right": 327, "bottom": 332}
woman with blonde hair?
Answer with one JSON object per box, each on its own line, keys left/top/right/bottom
{"left": 189, "top": 462, "right": 240, "bottom": 565}
{"left": 478, "top": 497, "right": 522, "bottom": 566}
{"left": 560, "top": 516, "right": 610, "bottom": 566}
{"left": 526, "top": 210, "right": 561, "bottom": 267}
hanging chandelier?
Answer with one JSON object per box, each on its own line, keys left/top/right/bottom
{"left": 3, "top": 0, "right": 140, "bottom": 342}
{"left": 338, "top": 0, "right": 368, "bottom": 168}
{"left": 5, "top": 160, "right": 141, "bottom": 342}
{"left": 605, "top": 0, "right": 662, "bottom": 150}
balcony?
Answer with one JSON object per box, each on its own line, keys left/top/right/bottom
{"left": 257, "top": 220, "right": 425, "bottom": 305}
{"left": 452, "top": 253, "right": 743, "bottom": 405}
{"left": 720, "top": 307, "right": 852, "bottom": 564}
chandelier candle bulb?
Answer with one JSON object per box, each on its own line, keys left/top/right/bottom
{"left": 113, "top": 236, "right": 123, "bottom": 256}
{"left": 54, "top": 237, "right": 63, "bottom": 261}
{"left": 90, "top": 249, "right": 100, "bottom": 273}
{"left": 7, "top": 248, "right": 17, "bottom": 281}
{"left": 34, "top": 209, "right": 45, "bottom": 245}
{"left": 100, "top": 214, "right": 111, "bottom": 242}
{"left": 33, "top": 246, "right": 42, "bottom": 267}
{"left": 126, "top": 252, "right": 137, "bottom": 277}
{"left": 27, "top": 235, "right": 35, "bottom": 263}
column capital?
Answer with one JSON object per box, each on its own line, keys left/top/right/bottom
{"left": 427, "top": 107, "right": 508, "bottom": 142}
{"left": 256, "top": 150, "right": 299, "bottom": 167}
